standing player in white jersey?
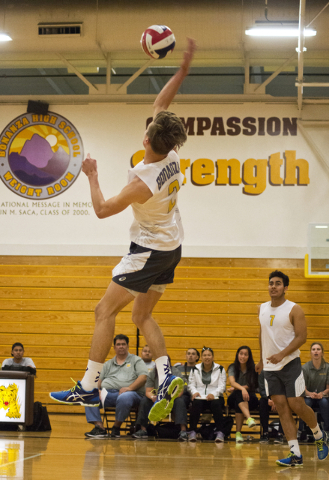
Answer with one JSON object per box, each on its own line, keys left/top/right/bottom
{"left": 256, "top": 270, "right": 328, "bottom": 467}
{"left": 50, "top": 38, "right": 196, "bottom": 423}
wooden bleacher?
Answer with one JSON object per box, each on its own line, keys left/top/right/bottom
{"left": 0, "top": 256, "right": 328, "bottom": 414}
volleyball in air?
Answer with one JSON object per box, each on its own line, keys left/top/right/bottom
{"left": 141, "top": 25, "right": 176, "bottom": 59}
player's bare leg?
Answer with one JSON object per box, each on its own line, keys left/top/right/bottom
{"left": 131, "top": 290, "right": 167, "bottom": 358}
{"left": 89, "top": 282, "right": 135, "bottom": 362}
{"left": 273, "top": 395, "right": 304, "bottom": 466}
{"left": 287, "top": 396, "right": 318, "bottom": 430}
{"left": 274, "top": 394, "right": 328, "bottom": 465}
{"left": 272, "top": 395, "right": 298, "bottom": 441}
{"left": 132, "top": 289, "right": 184, "bottom": 421}
{"left": 50, "top": 282, "right": 134, "bottom": 406}
{"left": 287, "top": 396, "right": 328, "bottom": 460}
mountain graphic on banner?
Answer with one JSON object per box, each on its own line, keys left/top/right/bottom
{"left": 9, "top": 152, "right": 56, "bottom": 186}
{"left": 21, "top": 134, "right": 54, "bottom": 168}
{"left": 9, "top": 134, "right": 70, "bottom": 186}
{"left": 41, "top": 146, "right": 70, "bottom": 177}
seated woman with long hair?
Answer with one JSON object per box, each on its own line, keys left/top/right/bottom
{"left": 188, "top": 347, "right": 227, "bottom": 442}
{"left": 227, "top": 345, "right": 259, "bottom": 443}
{"left": 298, "top": 342, "right": 329, "bottom": 440}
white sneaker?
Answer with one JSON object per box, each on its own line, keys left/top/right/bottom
{"left": 215, "top": 431, "right": 225, "bottom": 443}
{"left": 189, "top": 430, "right": 197, "bottom": 442}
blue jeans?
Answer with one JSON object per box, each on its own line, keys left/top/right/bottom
{"left": 299, "top": 397, "right": 329, "bottom": 432}
{"left": 85, "top": 389, "right": 142, "bottom": 424}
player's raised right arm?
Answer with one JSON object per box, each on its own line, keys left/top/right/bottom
{"left": 153, "top": 38, "right": 196, "bottom": 118}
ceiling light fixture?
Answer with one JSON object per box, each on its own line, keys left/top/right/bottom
{"left": 0, "top": 33, "right": 12, "bottom": 41}
{"left": 245, "top": 26, "right": 316, "bottom": 37}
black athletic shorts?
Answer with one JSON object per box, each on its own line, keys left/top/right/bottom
{"left": 264, "top": 357, "right": 306, "bottom": 398}
{"left": 112, "top": 242, "right": 181, "bottom": 294}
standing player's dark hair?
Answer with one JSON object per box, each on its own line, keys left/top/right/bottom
{"left": 113, "top": 334, "right": 129, "bottom": 345}
{"left": 269, "top": 270, "right": 289, "bottom": 287}
{"left": 234, "top": 346, "right": 258, "bottom": 391}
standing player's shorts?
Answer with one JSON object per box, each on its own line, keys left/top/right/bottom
{"left": 264, "top": 357, "right": 305, "bottom": 398}
{"left": 112, "top": 242, "right": 181, "bottom": 294}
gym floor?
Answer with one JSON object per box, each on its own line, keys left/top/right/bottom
{"left": 0, "top": 415, "right": 327, "bottom": 479}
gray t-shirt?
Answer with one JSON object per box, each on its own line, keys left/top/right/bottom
{"left": 228, "top": 364, "right": 248, "bottom": 386}
{"left": 174, "top": 363, "right": 195, "bottom": 394}
{"left": 2, "top": 357, "right": 36, "bottom": 368}
{"left": 174, "top": 364, "right": 195, "bottom": 383}
{"left": 100, "top": 353, "right": 148, "bottom": 395}
{"left": 143, "top": 360, "right": 156, "bottom": 373}
{"left": 303, "top": 360, "right": 329, "bottom": 394}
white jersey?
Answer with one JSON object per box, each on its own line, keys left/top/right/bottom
{"left": 128, "top": 150, "right": 184, "bottom": 251}
{"left": 259, "top": 299, "right": 299, "bottom": 371}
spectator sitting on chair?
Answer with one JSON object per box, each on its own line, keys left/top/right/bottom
{"left": 188, "top": 347, "right": 227, "bottom": 443}
{"left": 174, "top": 348, "right": 200, "bottom": 409}
{"left": 258, "top": 369, "right": 284, "bottom": 444}
{"left": 140, "top": 345, "right": 155, "bottom": 373}
{"left": 2, "top": 342, "right": 36, "bottom": 375}
{"left": 298, "top": 342, "right": 329, "bottom": 441}
{"left": 84, "top": 334, "right": 148, "bottom": 439}
{"left": 133, "top": 361, "right": 188, "bottom": 441}
{"left": 227, "top": 345, "right": 259, "bottom": 443}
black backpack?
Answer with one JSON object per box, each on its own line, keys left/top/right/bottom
{"left": 200, "top": 415, "right": 234, "bottom": 440}
{"left": 26, "top": 402, "right": 51, "bottom": 432}
{"left": 155, "top": 422, "right": 181, "bottom": 439}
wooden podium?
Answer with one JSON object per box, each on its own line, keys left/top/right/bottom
{"left": 0, "top": 371, "right": 34, "bottom": 426}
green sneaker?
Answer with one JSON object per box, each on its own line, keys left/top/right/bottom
{"left": 148, "top": 374, "right": 184, "bottom": 422}
{"left": 236, "top": 432, "right": 244, "bottom": 443}
{"left": 246, "top": 417, "right": 256, "bottom": 428}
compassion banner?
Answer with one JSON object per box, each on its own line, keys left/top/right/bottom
{"left": 0, "top": 103, "right": 328, "bottom": 258}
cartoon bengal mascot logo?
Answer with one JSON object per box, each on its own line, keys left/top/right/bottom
{"left": 0, "top": 383, "right": 21, "bottom": 419}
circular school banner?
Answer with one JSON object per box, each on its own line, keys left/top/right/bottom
{"left": 0, "top": 112, "right": 83, "bottom": 200}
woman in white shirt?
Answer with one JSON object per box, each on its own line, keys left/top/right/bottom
{"left": 188, "top": 347, "right": 226, "bottom": 443}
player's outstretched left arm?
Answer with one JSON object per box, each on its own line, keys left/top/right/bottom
{"left": 82, "top": 154, "right": 152, "bottom": 218}
{"left": 153, "top": 38, "right": 196, "bottom": 118}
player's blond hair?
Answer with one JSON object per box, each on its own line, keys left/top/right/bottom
{"left": 147, "top": 111, "right": 187, "bottom": 155}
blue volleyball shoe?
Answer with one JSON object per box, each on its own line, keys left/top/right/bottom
{"left": 49, "top": 380, "right": 100, "bottom": 407}
{"left": 315, "top": 432, "right": 329, "bottom": 461}
{"left": 276, "top": 452, "right": 303, "bottom": 467}
{"left": 148, "top": 374, "right": 184, "bottom": 422}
